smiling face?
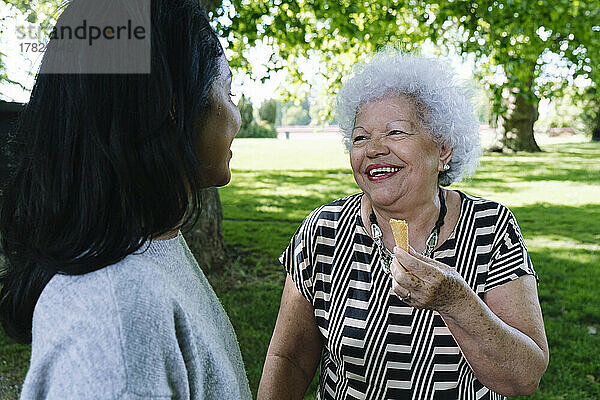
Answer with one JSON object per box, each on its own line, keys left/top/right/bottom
{"left": 350, "top": 94, "right": 452, "bottom": 208}
{"left": 195, "top": 56, "right": 241, "bottom": 188}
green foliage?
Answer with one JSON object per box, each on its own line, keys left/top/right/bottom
{"left": 577, "top": 86, "right": 600, "bottom": 140}
{"left": 473, "top": 81, "right": 496, "bottom": 124}
{"left": 282, "top": 104, "right": 310, "bottom": 126}
{"left": 236, "top": 121, "right": 277, "bottom": 139}
{"left": 422, "top": 0, "right": 599, "bottom": 151}
{"left": 236, "top": 95, "right": 277, "bottom": 138}
{"left": 213, "top": 0, "right": 430, "bottom": 98}
{"left": 537, "top": 85, "right": 600, "bottom": 140}
{"left": 1, "top": 0, "right": 63, "bottom": 38}
{"left": 429, "top": 0, "right": 598, "bottom": 103}
{"left": 0, "top": 0, "right": 83, "bottom": 89}
{"left": 3, "top": 0, "right": 37, "bottom": 22}
{"left": 258, "top": 98, "right": 278, "bottom": 125}
{"left": 309, "top": 90, "right": 338, "bottom": 126}
{"left": 536, "top": 89, "right": 585, "bottom": 133}
{"left": 0, "top": 303, "right": 30, "bottom": 398}
{"left": 4, "top": 0, "right": 598, "bottom": 151}
{"left": 209, "top": 0, "right": 600, "bottom": 151}
{"left": 216, "top": 0, "right": 600, "bottom": 97}
{"left": 279, "top": 96, "right": 312, "bottom": 126}
{"left": 237, "top": 94, "right": 254, "bottom": 130}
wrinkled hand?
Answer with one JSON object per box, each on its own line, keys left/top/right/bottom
{"left": 390, "top": 246, "right": 469, "bottom": 315}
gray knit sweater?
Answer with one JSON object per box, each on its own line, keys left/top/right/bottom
{"left": 20, "top": 232, "right": 252, "bottom": 399}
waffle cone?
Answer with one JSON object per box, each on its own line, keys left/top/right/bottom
{"left": 389, "top": 219, "right": 409, "bottom": 252}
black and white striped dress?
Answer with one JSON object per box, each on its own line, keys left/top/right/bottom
{"left": 280, "top": 191, "right": 537, "bottom": 400}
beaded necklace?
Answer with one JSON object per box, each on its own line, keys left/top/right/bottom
{"left": 369, "top": 189, "right": 446, "bottom": 274}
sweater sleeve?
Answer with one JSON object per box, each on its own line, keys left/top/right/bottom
{"left": 20, "top": 271, "right": 172, "bottom": 400}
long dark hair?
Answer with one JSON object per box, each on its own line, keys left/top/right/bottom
{"left": 0, "top": 0, "right": 224, "bottom": 343}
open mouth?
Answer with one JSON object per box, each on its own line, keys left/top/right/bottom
{"left": 366, "top": 165, "right": 403, "bottom": 181}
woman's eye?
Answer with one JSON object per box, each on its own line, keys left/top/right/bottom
{"left": 389, "top": 130, "right": 406, "bottom": 136}
{"left": 353, "top": 135, "right": 367, "bottom": 143}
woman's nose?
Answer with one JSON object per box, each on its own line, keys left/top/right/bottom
{"left": 366, "top": 136, "right": 389, "bottom": 158}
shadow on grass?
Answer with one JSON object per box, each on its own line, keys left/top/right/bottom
{"left": 478, "top": 141, "right": 600, "bottom": 185}
{"left": 512, "top": 203, "right": 600, "bottom": 245}
{"left": 480, "top": 158, "right": 600, "bottom": 184}
{"left": 222, "top": 169, "right": 359, "bottom": 222}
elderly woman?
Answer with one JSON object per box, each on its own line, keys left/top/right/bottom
{"left": 0, "top": 0, "right": 250, "bottom": 398}
{"left": 258, "top": 51, "right": 549, "bottom": 399}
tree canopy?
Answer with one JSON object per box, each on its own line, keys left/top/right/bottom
{"left": 427, "top": 0, "right": 599, "bottom": 150}
{"left": 213, "top": 0, "right": 599, "bottom": 150}
{"left": 2, "top": 0, "right": 598, "bottom": 149}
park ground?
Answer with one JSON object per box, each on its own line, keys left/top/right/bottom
{"left": 1, "top": 133, "right": 599, "bottom": 399}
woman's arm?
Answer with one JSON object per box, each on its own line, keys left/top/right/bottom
{"left": 440, "top": 275, "right": 548, "bottom": 396}
{"left": 391, "top": 248, "right": 549, "bottom": 396}
{"left": 258, "top": 275, "right": 323, "bottom": 400}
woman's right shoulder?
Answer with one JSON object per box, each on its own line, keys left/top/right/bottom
{"left": 35, "top": 255, "right": 172, "bottom": 326}
{"left": 36, "top": 268, "right": 114, "bottom": 315}
{"left": 31, "top": 267, "right": 124, "bottom": 363}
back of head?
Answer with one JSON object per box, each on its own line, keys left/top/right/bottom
{"left": 0, "top": 0, "right": 223, "bottom": 343}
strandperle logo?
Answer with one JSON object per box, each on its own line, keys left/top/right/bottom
{"left": 33, "top": 0, "right": 151, "bottom": 74}
{"left": 17, "top": 19, "right": 147, "bottom": 47}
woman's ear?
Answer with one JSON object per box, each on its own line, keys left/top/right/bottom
{"left": 438, "top": 144, "right": 454, "bottom": 172}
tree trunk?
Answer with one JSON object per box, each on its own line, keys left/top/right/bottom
{"left": 591, "top": 110, "right": 600, "bottom": 141}
{"left": 592, "top": 126, "right": 600, "bottom": 141}
{"left": 498, "top": 87, "right": 542, "bottom": 152}
{"left": 197, "top": 0, "right": 215, "bottom": 13}
{"left": 185, "top": 187, "right": 228, "bottom": 272}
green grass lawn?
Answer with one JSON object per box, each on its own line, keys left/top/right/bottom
{"left": 1, "top": 137, "right": 599, "bottom": 399}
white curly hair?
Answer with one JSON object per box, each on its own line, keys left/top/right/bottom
{"left": 336, "top": 49, "right": 482, "bottom": 186}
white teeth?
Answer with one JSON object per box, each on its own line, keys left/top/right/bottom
{"left": 368, "top": 167, "right": 402, "bottom": 176}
